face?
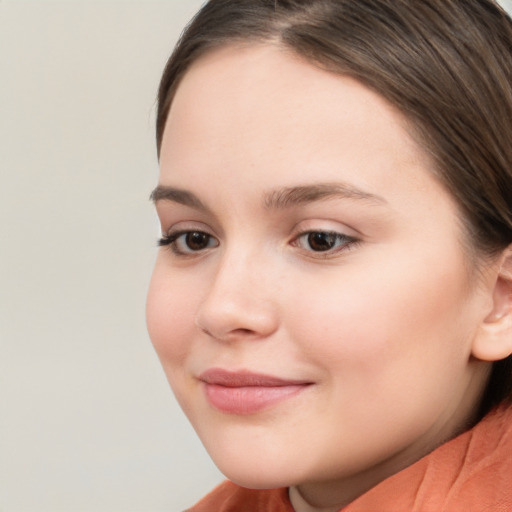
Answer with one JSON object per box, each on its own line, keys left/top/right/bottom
{"left": 147, "top": 45, "right": 492, "bottom": 505}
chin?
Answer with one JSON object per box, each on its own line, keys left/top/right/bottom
{"left": 204, "top": 441, "right": 300, "bottom": 490}
{"left": 220, "top": 467, "right": 293, "bottom": 491}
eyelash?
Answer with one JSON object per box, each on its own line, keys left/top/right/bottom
{"left": 158, "top": 229, "right": 359, "bottom": 258}
{"left": 158, "top": 230, "right": 218, "bottom": 255}
{"left": 292, "top": 231, "right": 359, "bottom": 256}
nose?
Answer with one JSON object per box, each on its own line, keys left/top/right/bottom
{"left": 194, "top": 252, "right": 279, "bottom": 342}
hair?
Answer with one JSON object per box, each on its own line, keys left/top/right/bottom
{"left": 156, "top": 0, "right": 512, "bottom": 414}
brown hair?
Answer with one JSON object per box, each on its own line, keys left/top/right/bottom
{"left": 156, "top": 0, "right": 512, "bottom": 413}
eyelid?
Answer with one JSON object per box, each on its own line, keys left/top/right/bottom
{"left": 290, "top": 219, "right": 360, "bottom": 239}
{"left": 160, "top": 220, "right": 214, "bottom": 237}
{"left": 289, "top": 221, "right": 361, "bottom": 258}
{"left": 158, "top": 222, "right": 219, "bottom": 256}
{"left": 158, "top": 230, "right": 219, "bottom": 257}
{"left": 292, "top": 230, "right": 358, "bottom": 251}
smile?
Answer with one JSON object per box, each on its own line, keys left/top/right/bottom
{"left": 199, "top": 368, "right": 313, "bottom": 415}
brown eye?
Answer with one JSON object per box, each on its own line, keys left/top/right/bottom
{"left": 185, "top": 231, "right": 211, "bottom": 251}
{"left": 293, "top": 230, "right": 358, "bottom": 255}
{"left": 307, "top": 232, "right": 338, "bottom": 252}
{"left": 159, "top": 230, "right": 219, "bottom": 255}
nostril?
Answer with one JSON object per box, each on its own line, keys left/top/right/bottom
{"left": 236, "top": 328, "right": 255, "bottom": 335}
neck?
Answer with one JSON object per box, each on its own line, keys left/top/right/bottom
{"left": 289, "top": 363, "right": 491, "bottom": 512}
{"left": 288, "top": 454, "right": 416, "bottom": 512}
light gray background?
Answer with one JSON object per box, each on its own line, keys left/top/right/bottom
{"left": 2, "top": 1, "right": 512, "bottom": 511}
{"left": 1, "top": 2, "right": 222, "bottom": 511}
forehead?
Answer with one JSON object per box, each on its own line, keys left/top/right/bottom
{"left": 160, "top": 44, "right": 449, "bottom": 215}
{"left": 167, "top": 43, "right": 413, "bottom": 149}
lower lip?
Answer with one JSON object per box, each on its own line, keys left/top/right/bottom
{"left": 203, "top": 383, "right": 309, "bottom": 415}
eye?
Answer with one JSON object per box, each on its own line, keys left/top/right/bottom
{"left": 159, "top": 230, "right": 219, "bottom": 255}
{"left": 293, "top": 231, "right": 357, "bottom": 253}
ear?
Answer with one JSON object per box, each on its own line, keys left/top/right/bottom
{"left": 472, "top": 247, "right": 512, "bottom": 362}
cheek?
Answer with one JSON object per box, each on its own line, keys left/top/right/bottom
{"left": 146, "top": 263, "right": 198, "bottom": 368}
{"left": 287, "top": 249, "right": 474, "bottom": 384}
{"left": 280, "top": 252, "right": 478, "bottom": 462}
{"left": 146, "top": 264, "right": 207, "bottom": 423}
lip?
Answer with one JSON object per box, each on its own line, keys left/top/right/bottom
{"left": 199, "top": 368, "right": 312, "bottom": 415}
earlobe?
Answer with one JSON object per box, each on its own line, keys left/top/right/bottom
{"left": 472, "top": 247, "right": 512, "bottom": 362}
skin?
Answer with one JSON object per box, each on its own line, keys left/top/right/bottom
{"left": 146, "top": 44, "right": 498, "bottom": 511}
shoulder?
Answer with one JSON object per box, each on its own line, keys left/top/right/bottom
{"left": 443, "top": 402, "right": 512, "bottom": 511}
{"left": 345, "top": 403, "right": 512, "bottom": 512}
{"left": 185, "top": 481, "right": 293, "bottom": 512}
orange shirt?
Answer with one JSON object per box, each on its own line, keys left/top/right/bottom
{"left": 187, "top": 403, "right": 512, "bottom": 512}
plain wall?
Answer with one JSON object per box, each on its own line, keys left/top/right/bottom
{"left": 2, "top": 1, "right": 512, "bottom": 511}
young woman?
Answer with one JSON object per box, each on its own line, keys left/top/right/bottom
{"left": 146, "top": 1, "right": 512, "bottom": 510}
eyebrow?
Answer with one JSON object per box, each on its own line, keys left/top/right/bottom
{"left": 263, "top": 182, "right": 386, "bottom": 209}
{"left": 150, "top": 185, "right": 209, "bottom": 212}
{"left": 150, "top": 182, "right": 386, "bottom": 211}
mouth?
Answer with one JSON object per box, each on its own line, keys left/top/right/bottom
{"left": 199, "top": 368, "right": 313, "bottom": 415}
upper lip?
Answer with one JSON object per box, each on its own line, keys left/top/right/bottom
{"left": 199, "top": 368, "right": 312, "bottom": 387}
